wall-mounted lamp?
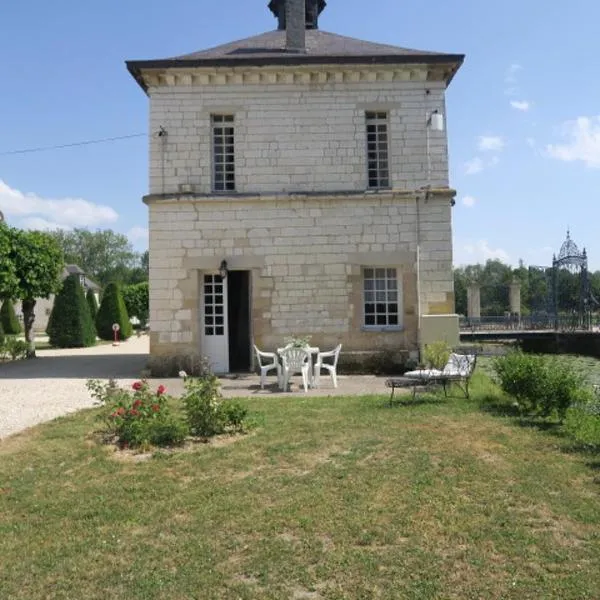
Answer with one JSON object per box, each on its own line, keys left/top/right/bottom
{"left": 219, "top": 259, "right": 229, "bottom": 279}
{"left": 427, "top": 110, "right": 444, "bottom": 132}
{"left": 157, "top": 126, "right": 167, "bottom": 137}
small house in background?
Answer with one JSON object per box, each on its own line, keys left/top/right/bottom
{"left": 127, "top": 0, "right": 464, "bottom": 372}
{"left": 15, "top": 264, "right": 101, "bottom": 333}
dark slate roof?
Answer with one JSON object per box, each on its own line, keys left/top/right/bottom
{"left": 65, "top": 264, "right": 85, "bottom": 275}
{"left": 127, "top": 29, "right": 464, "bottom": 91}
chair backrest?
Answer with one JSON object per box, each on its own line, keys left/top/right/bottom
{"left": 330, "top": 344, "right": 342, "bottom": 367}
{"left": 253, "top": 344, "right": 270, "bottom": 368}
{"left": 444, "top": 353, "right": 476, "bottom": 376}
{"left": 281, "top": 347, "right": 310, "bottom": 370}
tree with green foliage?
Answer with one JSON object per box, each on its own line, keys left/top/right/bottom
{"left": 86, "top": 288, "right": 99, "bottom": 322}
{"left": 1, "top": 228, "right": 63, "bottom": 357}
{"left": 95, "top": 282, "right": 132, "bottom": 341}
{"left": 122, "top": 282, "right": 149, "bottom": 327}
{"left": 47, "top": 275, "right": 96, "bottom": 348}
{"left": 0, "top": 299, "right": 22, "bottom": 335}
{"left": 48, "top": 228, "right": 147, "bottom": 287}
{"left": 0, "top": 224, "right": 18, "bottom": 299}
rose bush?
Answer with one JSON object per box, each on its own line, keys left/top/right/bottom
{"left": 87, "top": 379, "right": 188, "bottom": 448}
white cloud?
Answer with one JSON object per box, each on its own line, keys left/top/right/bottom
{"left": 0, "top": 179, "right": 118, "bottom": 229}
{"left": 478, "top": 136, "right": 505, "bottom": 152}
{"left": 546, "top": 116, "right": 600, "bottom": 168}
{"left": 510, "top": 100, "right": 531, "bottom": 112}
{"left": 462, "top": 195, "right": 476, "bottom": 208}
{"left": 465, "top": 157, "right": 484, "bottom": 175}
{"left": 457, "top": 240, "right": 510, "bottom": 264}
{"left": 526, "top": 137, "right": 536, "bottom": 148}
{"left": 127, "top": 226, "right": 149, "bottom": 248}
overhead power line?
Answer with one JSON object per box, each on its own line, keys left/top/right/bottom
{"left": 0, "top": 133, "right": 148, "bottom": 156}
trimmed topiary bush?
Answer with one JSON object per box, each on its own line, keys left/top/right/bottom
{"left": 95, "top": 282, "right": 132, "bottom": 341}
{"left": 86, "top": 288, "right": 99, "bottom": 322}
{"left": 122, "top": 282, "right": 149, "bottom": 327}
{"left": 0, "top": 299, "right": 22, "bottom": 335}
{"left": 46, "top": 274, "right": 96, "bottom": 348}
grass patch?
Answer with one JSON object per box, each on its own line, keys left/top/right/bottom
{"left": 1, "top": 385, "right": 599, "bottom": 599}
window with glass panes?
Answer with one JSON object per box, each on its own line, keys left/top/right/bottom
{"left": 365, "top": 111, "right": 390, "bottom": 189}
{"left": 211, "top": 114, "right": 235, "bottom": 192}
{"left": 363, "top": 268, "right": 401, "bottom": 327}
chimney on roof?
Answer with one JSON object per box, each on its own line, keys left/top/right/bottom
{"left": 286, "top": 0, "right": 306, "bottom": 53}
{"left": 268, "top": 1, "right": 326, "bottom": 33}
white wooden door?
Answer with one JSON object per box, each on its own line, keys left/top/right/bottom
{"left": 202, "top": 273, "right": 229, "bottom": 373}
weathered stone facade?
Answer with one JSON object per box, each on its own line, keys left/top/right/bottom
{"left": 129, "top": 15, "right": 463, "bottom": 371}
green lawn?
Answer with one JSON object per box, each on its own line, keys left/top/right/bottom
{"left": 1, "top": 376, "right": 599, "bottom": 599}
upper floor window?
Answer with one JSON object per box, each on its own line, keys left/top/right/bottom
{"left": 365, "top": 111, "right": 390, "bottom": 189}
{"left": 211, "top": 114, "right": 235, "bottom": 192}
{"left": 363, "top": 267, "right": 401, "bottom": 328}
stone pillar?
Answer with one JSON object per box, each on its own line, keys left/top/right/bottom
{"left": 467, "top": 284, "right": 481, "bottom": 320}
{"left": 509, "top": 280, "right": 521, "bottom": 316}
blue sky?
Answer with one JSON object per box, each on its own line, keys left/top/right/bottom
{"left": 1, "top": 0, "right": 599, "bottom": 268}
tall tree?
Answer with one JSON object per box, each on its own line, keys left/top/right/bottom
{"left": 48, "top": 228, "right": 142, "bottom": 287}
{"left": 10, "top": 229, "right": 63, "bottom": 357}
{"left": 0, "top": 224, "right": 17, "bottom": 297}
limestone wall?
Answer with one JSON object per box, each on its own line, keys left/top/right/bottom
{"left": 148, "top": 77, "right": 449, "bottom": 195}
{"left": 147, "top": 191, "right": 453, "bottom": 356}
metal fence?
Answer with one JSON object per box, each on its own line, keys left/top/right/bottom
{"left": 459, "top": 314, "right": 600, "bottom": 332}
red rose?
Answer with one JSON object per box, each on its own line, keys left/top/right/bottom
{"left": 132, "top": 399, "right": 143, "bottom": 409}
{"left": 152, "top": 404, "right": 160, "bottom": 412}
{"left": 156, "top": 385, "right": 166, "bottom": 396}
{"left": 132, "top": 382, "right": 143, "bottom": 391}
{"left": 128, "top": 409, "right": 140, "bottom": 417}
{"left": 116, "top": 407, "right": 125, "bottom": 416}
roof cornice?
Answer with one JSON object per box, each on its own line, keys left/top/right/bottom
{"left": 127, "top": 56, "right": 464, "bottom": 94}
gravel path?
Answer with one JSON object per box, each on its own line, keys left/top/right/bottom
{"left": 0, "top": 337, "right": 149, "bottom": 440}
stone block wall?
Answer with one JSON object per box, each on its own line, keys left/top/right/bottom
{"left": 147, "top": 191, "right": 454, "bottom": 358}
{"left": 148, "top": 77, "right": 449, "bottom": 195}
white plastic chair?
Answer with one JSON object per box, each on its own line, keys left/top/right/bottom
{"left": 253, "top": 345, "right": 282, "bottom": 390}
{"left": 313, "top": 344, "right": 342, "bottom": 388}
{"left": 280, "top": 347, "right": 311, "bottom": 392}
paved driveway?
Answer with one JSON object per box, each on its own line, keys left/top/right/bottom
{"left": 0, "top": 336, "right": 149, "bottom": 440}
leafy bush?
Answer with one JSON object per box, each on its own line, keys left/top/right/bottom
{"left": 0, "top": 299, "right": 21, "bottom": 335}
{"left": 0, "top": 337, "right": 28, "bottom": 361}
{"left": 86, "top": 288, "right": 99, "bottom": 322}
{"left": 180, "top": 370, "right": 249, "bottom": 437}
{"left": 46, "top": 274, "right": 96, "bottom": 348}
{"left": 122, "top": 282, "right": 149, "bottom": 327}
{"left": 95, "top": 282, "right": 132, "bottom": 341}
{"left": 564, "top": 391, "right": 600, "bottom": 448}
{"left": 493, "top": 351, "right": 584, "bottom": 420}
{"left": 423, "top": 341, "right": 451, "bottom": 370}
{"left": 87, "top": 379, "right": 187, "bottom": 448}
{"left": 0, "top": 318, "right": 4, "bottom": 345}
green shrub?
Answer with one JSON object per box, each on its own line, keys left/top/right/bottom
{"left": 493, "top": 351, "right": 584, "bottom": 420}
{"left": 0, "top": 318, "right": 4, "bottom": 345}
{"left": 95, "top": 282, "right": 132, "bottom": 341}
{"left": 0, "top": 299, "right": 22, "bottom": 335}
{"left": 87, "top": 379, "right": 187, "bottom": 448}
{"left": 180, "top": 370, "right": 249, "bottom": 437}
{"left": 122, "top": 282, "right": 149, "bottom": 327}
{"left": 46, "top": 274, "right": 96, "bottom": 348}
{"left": 564, "top": 393, "right": 600, "bottom": 448}
{"left": 423, "top": 341, "right": 451, "bottom": 370}
{"left": 0, "top": 337, "right": 28, "bottom": 361}
{"left": 86, "top": 288, "right": 99, "bottom": 322}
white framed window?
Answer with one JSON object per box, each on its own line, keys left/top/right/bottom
{"left": 211, "top": 114, "right": 235, "bottom": 192}
{"left": 365, "top": 111, "right": 390, "bottom": 189}
{"left": 363, "top": 267, "right": 401, "bottom": 328}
